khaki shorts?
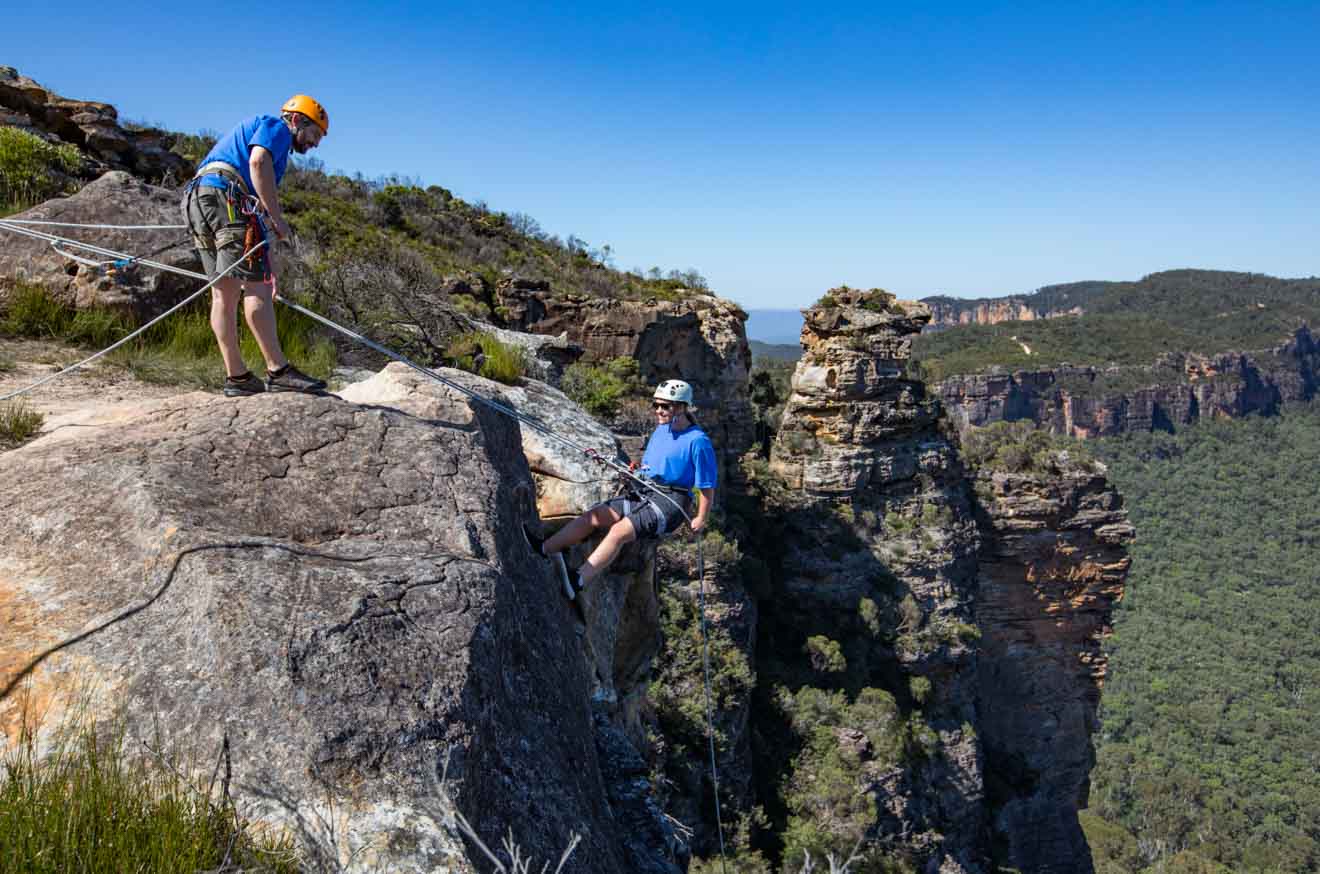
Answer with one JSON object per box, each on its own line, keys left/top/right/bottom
{"left": 182, "top": 184, "right": 268, "bottom": 282}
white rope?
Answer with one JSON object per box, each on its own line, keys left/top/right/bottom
{"left": 50, "top": 241, "right": 114, "bottom": 268}
{"left": 0, "top": 218, "right": 188, "bottom": 230}
{"left": 0, "top": 219, "right": 204, "bottom": 278}
{"left": 0, "top": 240, "right": 267, "bottom": 403}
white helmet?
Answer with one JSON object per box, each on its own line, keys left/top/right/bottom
{"left": 653, "top": 379, "right": 694, "bottom": 405}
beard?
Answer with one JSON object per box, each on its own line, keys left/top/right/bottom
{"left": 292, "top": 137, "right": 312, "bottom": 154}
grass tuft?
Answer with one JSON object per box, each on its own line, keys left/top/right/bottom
{"left": 0, "top": 401, "right": 43, "bottom": 447}
{"left": 446, "top": 330, "right": 528, "bottom": 385}
{"left": 0, "top": 717, "right": 299, "bottom": 874}
{"left": 0, "top": 127, "right": 82, "bottom": 212}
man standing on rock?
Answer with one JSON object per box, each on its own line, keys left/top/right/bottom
{"left": 524, "top": 379, "right": 717, "bottom": 600}
{"left": 182, "top": 95, "right": 329, "bottom": 397}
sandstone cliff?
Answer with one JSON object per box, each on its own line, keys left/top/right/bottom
{"left": 0, "top": 67, "right": 193, "bottom": 183}
{"left": 938, "top": 327, "right": 1320, "bottom": 437}
{"left": 921, "top": 282, "right": 1111, "bottom": 331}
{"left": 971, "top": 461, "right": 1134, "bottom": 873}
{"left": 501, "top": 288, "right": 755, "bottom": 475}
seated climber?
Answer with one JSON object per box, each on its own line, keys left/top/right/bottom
{"left": 524, "top": 379, "right": 717, "bottom": 600}
{"left": 181, "top": 95, "right": 330, "bottom": 397}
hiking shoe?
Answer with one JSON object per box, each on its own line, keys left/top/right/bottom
{"left": 265, "top": 363, "right": 327, "bottom": 394}
{"left": 223, "top": 372, "right": 266, "bottom": 397}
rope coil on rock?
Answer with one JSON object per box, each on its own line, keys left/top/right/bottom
{"left": 0, "top": 216, "right": 730, "bottom": 868}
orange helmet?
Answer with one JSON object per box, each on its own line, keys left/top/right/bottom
{"left": 281, "top": 94, "right": 329, "bottom": 135}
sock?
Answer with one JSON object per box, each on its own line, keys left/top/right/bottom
{"left": 226, "top": 371, "right": 251, "bottom": 382}
{"left": 269, "top": 364, "right": 288, "bottom": 377}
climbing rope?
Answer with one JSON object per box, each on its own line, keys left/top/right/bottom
{"left": 0, "top": 238, "right": 267, "bottom": 404}
{"left": 0, "top": 216, "right": 730, "bottom": 868}
{"left": 0, "top": 218, "right": 188, "bottom": 230}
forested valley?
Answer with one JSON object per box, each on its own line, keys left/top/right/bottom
{"left": 1082, "top": 404, "right": 1320, "bottom": 874}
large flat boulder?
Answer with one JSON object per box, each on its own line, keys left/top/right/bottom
{"left": 0, "top": 171, "right": 200, "bottom": 316}
{"left": 0, "top": 389, "right": 669, "bottom": 873}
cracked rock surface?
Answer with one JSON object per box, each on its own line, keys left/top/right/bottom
{"left": 0, "top": 389, "right": 657, "bottom": 873}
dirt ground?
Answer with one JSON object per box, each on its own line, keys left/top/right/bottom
{"left": 0, "top": 338, "right": 184, "bottom": 422}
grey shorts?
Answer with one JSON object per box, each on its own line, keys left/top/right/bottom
{"left": 182, "top": 184, "right": 268, "bottom": 282}
{"left": 596, "top": 489, "right": 690, "bottom": 541}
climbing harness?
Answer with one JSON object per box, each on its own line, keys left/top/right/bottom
{"left": 0, "top": 215, "right": 730, "bottom": 870}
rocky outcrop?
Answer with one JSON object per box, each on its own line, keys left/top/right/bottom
{"left": 0, "top": 380, "right": 680, "bottom": 873}
{"left": 0, "top": 171, "right": 200, "bottom": 315}
{"left": 1, "top": 67, "right": 193, "bottom": 182}
{"left": 502, "top": 289, "right": 755, "bottom": 473}
{"left": 761, "top": 287, "right": 989, "bottom": 872}
{"left": 938, "top": 327, "right": 1320, "bottom": 437}
{"left": 972, "top": 461, "right": 1134, "bottom": 873}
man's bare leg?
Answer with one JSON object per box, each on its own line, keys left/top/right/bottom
{"left": 241, "top": 281, "right": 288, "bottom": 372}
{"left": 210, "top": 277, "right": 247, "bottom": 377}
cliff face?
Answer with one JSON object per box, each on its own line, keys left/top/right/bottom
{"left": 938, "top": 327, "right": 1320, "bottom": 437}
{"left": 0, "top": 67, "right": 193, "bottom": 183}
{"left": 972, "top": 464, "right": 1134, "bottom": 873}
{"left": 923, "top": 297, "right": 1082, "bottom": 330}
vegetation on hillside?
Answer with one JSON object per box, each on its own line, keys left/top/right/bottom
{"left": 280, "top": 159, "right": 710, "bottom": 315}
{"left": 912, "top": 270, "right": 1320, "bottom": 384}
{"left": 0, "top": 127, "right": 82, "bottom": 213}
{"left": 1084, "top": 405, "right": 1320, "bottom": 874}
{"left": 960, "top": 420, "right": 1097, "bottom": 475}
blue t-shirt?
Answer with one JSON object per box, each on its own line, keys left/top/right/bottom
{"left": 641, "top": 422, "right": 718, "bottom": 491}
{"left": 197, "top": 114, "right": 293, "bottom": 192}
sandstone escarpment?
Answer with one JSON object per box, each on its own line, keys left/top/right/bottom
{"left": 0, "top": 379, "right": 680, "bottom": 874}
{"left": 938, "top": 327, "right": 1320, "bottom": 438}
{"left": 1, "top": 67, "right": 193, "bottom": 183}
{"left": 0, "top": 172, "right": 200, "bottom": 315}
{"left": 923, "top": 296, "right": 1083, "bottom": 330}
{"left": 972, "top": 460, "right": 1133, "bottom": 873}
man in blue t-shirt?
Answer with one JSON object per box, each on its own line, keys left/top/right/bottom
{"left": 523, "top": 379, "right": 718, "bottom": 601}
{"left": 181, "top": 94, "right": 329, "bottom": 397}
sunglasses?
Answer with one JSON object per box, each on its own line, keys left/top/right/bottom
{"left": 652, "top": 402, "right": 673, "bottom": 411}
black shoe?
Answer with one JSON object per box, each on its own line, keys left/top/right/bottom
{"left": 266, "top": 363, "right": 327, "bottom": 394}
{"left": 558, "top": 558, "right": 583, "bottom": 601}
{"left": 223, "top": 372, "right": 266, "bottom": 397}
{"left": 522, "top": 522, "right": 548, "bottom": 556}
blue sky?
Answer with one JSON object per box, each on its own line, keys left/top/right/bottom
{"left": 6, "top": 2, "right": 1319, "bottom": 309}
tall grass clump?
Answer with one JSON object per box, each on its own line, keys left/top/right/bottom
{"left": 446, "top": 330, "right": 528, "bottom": 385}
{"left": 0, "top": 401, "right": 43, "bottom": 447}
{"left": 0, "top": 127, "right": 82, "bottom": 213}
{"left": 0, "top": 719, "right": 299, "bottom": 874}
{"left": 0, "top": 283, "right": 335, "bottom": 388}
{"left": 1, "top": 282, "right": 75, "bottom": 338}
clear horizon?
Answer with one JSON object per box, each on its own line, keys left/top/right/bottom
{"left": 6, "top": 1, "right": 1319, "bottom": 310}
